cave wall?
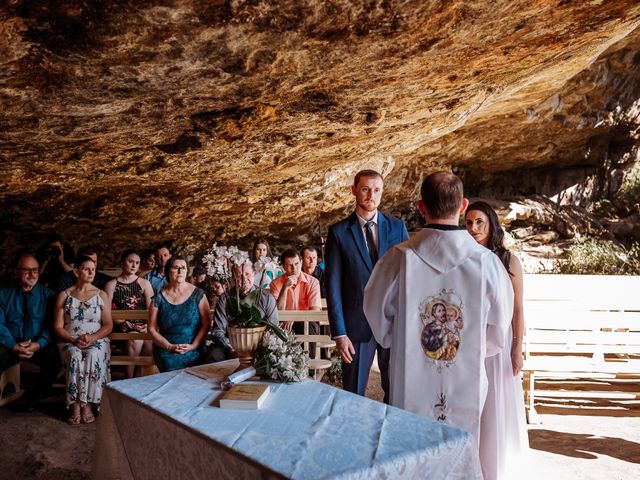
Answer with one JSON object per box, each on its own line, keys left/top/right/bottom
{"left": 457, "top": 27, "right": 640, "bottom": 204}
{"left": 1, "top": 1, "right": 640, "bottom": 265}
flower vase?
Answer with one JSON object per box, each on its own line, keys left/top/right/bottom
{"left": 227, "top": 325, "right": 267, "bottom": 367}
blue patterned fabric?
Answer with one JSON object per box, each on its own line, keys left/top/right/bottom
{"left": 103, "top": 371, "right": 482, "bottom": 479}
{"left": 151, "top": 288, "right": 204, "bottom": 372}
{"left": 144, "top": 270, "right": 168, "bottom": 294}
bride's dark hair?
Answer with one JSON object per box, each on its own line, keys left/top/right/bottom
{"left": 466, "top": 201, "right": 512, "bottom": 276}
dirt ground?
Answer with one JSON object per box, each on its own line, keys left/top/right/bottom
{"left": 1, "top": 369, "right": 639, "bottom": 479}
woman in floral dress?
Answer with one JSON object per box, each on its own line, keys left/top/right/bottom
{"left": 104, "top": 249, "right": 154, "bottom": 378}
{"left": 54, "top": 255, "right": 113, "bottom": 425}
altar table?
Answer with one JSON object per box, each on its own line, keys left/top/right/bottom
{"left": 92, "top": 370, "right": 481, "bottom": 479}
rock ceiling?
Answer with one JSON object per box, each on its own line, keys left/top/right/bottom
{"left": 1, "top": 0, "right": 640, "bottom": 262}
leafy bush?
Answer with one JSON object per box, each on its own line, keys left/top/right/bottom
{"left": 324, "top": 353, "right": 343, "bottom": 386}
{"left": 615, "top": 162, "right": 640, "bottom": 211}
{"left": 552, "top": 238, "right": 640, "bottom": 275}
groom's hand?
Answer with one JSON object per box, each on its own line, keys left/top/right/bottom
{"left": 336, "top": 336, "right": 355, "bottom": 364}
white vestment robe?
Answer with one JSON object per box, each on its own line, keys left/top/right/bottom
{"left": 363, "top": 228, "right": 514, "bottom": 479}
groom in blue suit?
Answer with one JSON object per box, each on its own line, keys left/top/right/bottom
{"left": 326, "top": 170, "right": 409, "bottom": 403}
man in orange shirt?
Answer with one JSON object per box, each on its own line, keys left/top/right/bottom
{"left": 270, "top": 250, "right": 322, "bottom": 357}
{"left": 270, "top": 250, "right": 322, "bottom": 312}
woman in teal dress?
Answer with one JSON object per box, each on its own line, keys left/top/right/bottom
{"left": 148, "top": 256, "right": 210, "bottom": 372}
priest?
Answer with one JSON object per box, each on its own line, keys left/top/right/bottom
{"left": 363, "top": 172, "right": 513, "bottom": 480}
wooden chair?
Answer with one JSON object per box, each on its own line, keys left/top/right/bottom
{"left": 110, "top": 310, "right": 157, "bottom": 376}
{"left": 278, "top": 310, "right": 334, "bottom": 380}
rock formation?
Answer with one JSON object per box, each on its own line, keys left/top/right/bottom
{"left": 1, "top": 1, "right": 640, "bottom": 264}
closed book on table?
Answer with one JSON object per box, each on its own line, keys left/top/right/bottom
{"left": 219, "top": 383, "right": 270, "bottom": 410}
{"left": 185, "top": 359, "right": 240, "bottom": 382}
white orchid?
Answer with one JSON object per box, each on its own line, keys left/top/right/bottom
{"left": 231, "top": 251, "right": 251, "bottom": 266}
{"left": 201, "top": 242, "right": 252, "bottom": 282}
{"left": 255, "top": 256, "right": 280, "bottom": 273}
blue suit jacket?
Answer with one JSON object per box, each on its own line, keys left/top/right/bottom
{"left": 326, "top": 211, "right": 409, "bottom": 343}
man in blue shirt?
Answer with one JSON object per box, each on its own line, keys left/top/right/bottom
{"left": 0, "top": 254, "right": 61, "bottom": 409}
{"left": 144, "top": 245, "right": 171, "bottom": 294}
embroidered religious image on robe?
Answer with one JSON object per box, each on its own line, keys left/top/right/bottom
{"left": 420, "top": 289, "right": 464, "bottom": 366}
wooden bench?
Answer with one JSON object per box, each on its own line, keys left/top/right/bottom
{"left": 109, "top": 309, "right": 334, "bottom": 379}
{"left": 110, "top": 310, "right": 157, "bottom": 376}
{"left": 278, "top": 310, "right": 334, "bottom": 380}
{"left": 0, "top": 363, "right": 25, "bottom": 407}
{"left": 522, "top": 274, "right": 640, "bottom": 423}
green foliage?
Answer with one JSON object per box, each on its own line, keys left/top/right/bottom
{"left": 325, "top": 353, "right": 343, "bottom": 386}
{"left": 226, "top": 288, "right": 287, "bottom": 340}
{"left": 553, "top": 238, "right": 640, "bottom": 275}
{"left": 588, "top": 199, "right": 615, "bottom": 217}
{"left": 615, "top": 163, "right": 640, "bottom": 210}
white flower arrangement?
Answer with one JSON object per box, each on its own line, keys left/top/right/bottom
{"left": 254, "top": 330, "right": 309, "bottom": 383}
{"left": 201, "top": 243, "right": 287, "bottom": 338}
{"left": 202, "top": 243, "right": 251, "bottom": 280}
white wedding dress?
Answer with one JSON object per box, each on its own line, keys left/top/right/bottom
{"left": 480, "top": 325, "right": 530, "bottom": 480}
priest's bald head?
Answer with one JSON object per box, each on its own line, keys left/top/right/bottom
{"left": 418, "top": 172, "right": 469, "bottom": 224}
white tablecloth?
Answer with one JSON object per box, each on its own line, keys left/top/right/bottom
{"left": 93, "top": 369, "right": 481, "bottom": 479}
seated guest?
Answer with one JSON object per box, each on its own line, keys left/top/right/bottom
{"left": 251, "top": 238, "right": 273, "bottom": 262}
{"left": 251, "top": 238, "right": 281, "bottom": 288}
{"left": 148, "top": 256, "right": 209, "bottom": 372}
{"left": 35, "top": 233, "right": 75, "bottom": 290}
{"left": 270, "top": 250, "right": 322, "bottom": 356}
{"left": 270, "top": 250, "right": 322, "bottom": 313}
{"left": 104, "top": 249, "right": 154, "bottom": 378}
{"left": 190, "top": 266, "right": 220, "bottom": 310}
{"left": 301, "top": 246, "right": 326, "bottom": 298}
{"left": 206, "top": 262, "right": 278, "bottom": 362}
{"left": 137, "top": 249, "right": 156, "bottom": 278}
{"left": 53, "top": 255, "right": 113, "bottom": 425}
{"left": 190, "top": 266, "right": 207, "bottom": 285}
{"left": 54, "top": 246, "right": 112, "bottom": 292}
{"left": 0, "top": 254, "right": 61, "bottom": 411}
{"left": 209, "top": 278, "right": 225, "bottom": 311}
{"left": 144, "top": 244, "right": 171, "bottom": 294}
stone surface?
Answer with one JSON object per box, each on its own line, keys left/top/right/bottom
{"left": 1, "top": 1, "right": 640, "bottom": 263}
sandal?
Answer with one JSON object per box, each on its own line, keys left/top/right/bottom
{"left": 67, "top": 405, "right": 82, "bottom": 425}
{"left": 81, "top": 405, "right": 95, "bottom": 424}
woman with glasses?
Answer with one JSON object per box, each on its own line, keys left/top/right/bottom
{"left": 148, "top": 256, "right": 210, "bottom": 372}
